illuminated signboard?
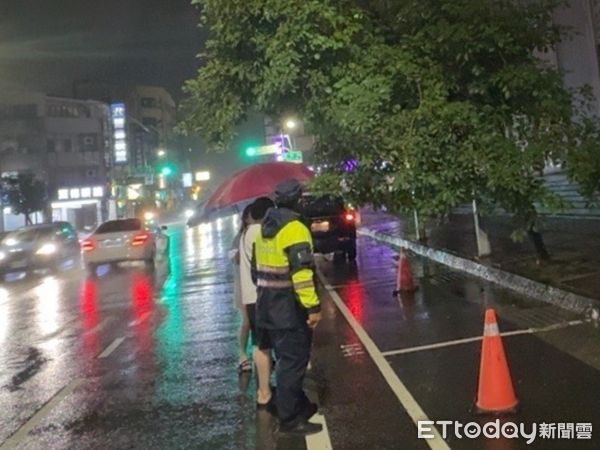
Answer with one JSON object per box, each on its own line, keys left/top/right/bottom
{"left": 182, "top": 173, "right": 193, "bottom": 188}
{"left": 111, "top": 102, "right": 128, "bottom": 164}
{"left": 56, "top": 186, "right": 104, "bottom": 201}
{"left": 195, "top": 171, "right": 211, "bottom": 181}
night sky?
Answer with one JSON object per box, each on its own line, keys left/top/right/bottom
{"left": 0, "top": 0, "right": 204, "bottom": 99}
{"left": 0, "top": 0, "right": 263, "bottom": 178}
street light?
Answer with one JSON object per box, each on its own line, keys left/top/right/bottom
{"left": 158, "top": 149, "right": 166, "bottom": 158}
{"left": 284, "top": 119, "right": 297, "bottom": 130}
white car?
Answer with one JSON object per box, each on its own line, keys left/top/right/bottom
{"left": 81, "top": 218, "right": 169, "bottom": 273}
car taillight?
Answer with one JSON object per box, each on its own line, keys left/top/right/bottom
{"left": 131, "top": 232, "right": 150, "bottom": 247}
{"left": 82, "top": 239, "right": 96, "bottom": 252}
{"left": 344, "top": 211, "right": 355, "bottom": 222}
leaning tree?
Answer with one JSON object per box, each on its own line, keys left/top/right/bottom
{"left": 181, "top": 0, "right": 600, "bottom": 260}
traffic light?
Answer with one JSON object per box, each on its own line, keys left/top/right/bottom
{"left": 158, "top": 162, "right": 176, "bottom": 177}
{"left": 245, "top": 146, "right": 257, "bottom": 157}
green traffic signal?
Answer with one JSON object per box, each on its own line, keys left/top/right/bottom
{"left": 158, "top": 162, "right": 176, "bottom": 177}
{"left": 246, "top": 147, "right": 257, "bottom": 157}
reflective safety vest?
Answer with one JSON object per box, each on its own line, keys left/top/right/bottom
{"left": 253, "top": 218, "right": 320, "bottom": 330}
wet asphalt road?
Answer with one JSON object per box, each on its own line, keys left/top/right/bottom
{"left": 1, "top": 212, "right": 599, "bottom": 449}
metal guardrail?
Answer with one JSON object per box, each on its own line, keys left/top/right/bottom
{"left": 359, "top": 226, "right": 600, "bottom": 320}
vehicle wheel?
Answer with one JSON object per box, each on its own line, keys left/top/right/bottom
{"left": 145, "top": 250, "right": 156, "bottom": 270}
{"left": 333, "top": 251, "right": 346, "bottom": 264}
{"left": 67, "top": 256, "right": 81, "bottom": 272}
{"left": 346, "top": 241, "right": 357, "bottom": 261}
{"left": 86, "top": 263, "right": 97, "bottom": 276}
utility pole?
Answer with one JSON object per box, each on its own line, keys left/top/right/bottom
{"left": 472, "top": 199, "right": 492, "bottom": 258}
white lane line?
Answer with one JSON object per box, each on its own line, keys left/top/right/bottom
{"left": 85, "top": 317, "right": 112, "bottom": 334}
{"left": 128, "top": 311, "right": 151, "bottom": 327}
{"left": 0, "top": 378, "right": 83, "bottom": 450}
{"left": 316, "top": 269, "right": 451, "bottom": 450}
{"left": 36, "top": 318, "right": 79, "bottom": 343}
{"left": 381, "top": 320, "right": 585, "bottom": 357}
{"left": 305, "top": 413, "right": 333, "bottom": 450}
{"left": 97, "top": 337, "right": 125, "bottom": 358}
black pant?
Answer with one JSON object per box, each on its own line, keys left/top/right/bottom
{"left": 270, "top": 326, "right": 313, "bottom": 425}
{"left": 246, "top": 304, "right": 272, "bottom": 350}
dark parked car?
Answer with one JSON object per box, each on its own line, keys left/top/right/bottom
{"left": 297, "top": 194, "right": 358, "bottom": 261}
{"left": 0, "top": 222, "right": 80, "bottom": 276}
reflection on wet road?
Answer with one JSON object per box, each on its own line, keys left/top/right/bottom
{"left": 0, "top": 211, "right": 599, "bottom": 449}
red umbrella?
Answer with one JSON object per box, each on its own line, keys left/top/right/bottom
{"left": 205, "top": 162, "right": 314, "bottom": 210}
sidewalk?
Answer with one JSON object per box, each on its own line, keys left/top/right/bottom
{"left": 360, "top": 209, "right": 600, "bottom": 303}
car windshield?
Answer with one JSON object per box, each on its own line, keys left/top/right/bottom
{"left": 298, "top": 195, "right": 345, "bottom": 217}
{"left": 95, "top": 219, "right": 142, "bottom": 234}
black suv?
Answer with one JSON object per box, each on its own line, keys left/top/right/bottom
{"left": 297, "top": 194, "right": 357, "bottom": 261}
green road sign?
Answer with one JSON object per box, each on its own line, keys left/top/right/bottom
{"left": 246, "top": 144, "right": 283, "bottom": 157}
{"left": 283, "top": 150, "right": 303, "bottom": 163}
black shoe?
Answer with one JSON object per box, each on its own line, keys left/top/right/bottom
{"left": 302, "top": 402, "right": 318, "bottom": 420}
{"left": 279, "top": 420, "right": 322, "bottom": 435}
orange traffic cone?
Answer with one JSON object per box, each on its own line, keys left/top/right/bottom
{"left": 393, "top": 248, "right": 416, "bottom": 295}
{"left": 475, "top": 309, "right": 519, "bottom": 414}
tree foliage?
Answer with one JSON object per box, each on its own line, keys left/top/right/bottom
{"left": 181, "top": 0, "right": 600, "bottom": 226}
{"left": 1, "top": 174, "right": 48, "bottom": 225}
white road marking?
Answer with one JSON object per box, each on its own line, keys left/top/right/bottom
{"left": 128, "top": 311, "right": 152, "bottom": 327}
{"left": 0, "top": 378, "right": 83, "bottom": 450}
{"left": 36, "top": 318, "right": 79, "bottom": 343}
{"left": 340, "top": 343, "right": 365, "bottom": 357}
{"left": 305, "top": 413, "right": 333, "bottom": 450}
{"left": 97, "top": 337, "right": 125, "bottom": 358}
{"left": 340, "top": 343, "right": 362, "bottom": 350}
{"left": 316, "top": 269, "right": 451, "bottom": 450}
{"left": 381, "top": 320, "right": 585, "bottom": 357}
{"left": 85, "top": 317, "right": 112, "bottom": 334}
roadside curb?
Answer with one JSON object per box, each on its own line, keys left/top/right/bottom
{"left": 359, "top": 227, "right": 600, "bottom": 320}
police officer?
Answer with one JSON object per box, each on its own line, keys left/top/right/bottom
{"left": 253, "top": 178, "right": 322, "bottom": 435}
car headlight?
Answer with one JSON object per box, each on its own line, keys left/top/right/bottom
{"left": 35, "top": 243, "right": 57, "bottom": 255}
{"left": 4, "top": 238, "right": 18, "bottom": 247}
{"left": 144, "top": 211, "right": 155, "bottom": 221}
{"left": 185, "top": 209, "right": 195, "bottom": 219}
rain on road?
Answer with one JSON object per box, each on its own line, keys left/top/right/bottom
{"left": 1, "top": 213, "right": 599, "bottom": 449}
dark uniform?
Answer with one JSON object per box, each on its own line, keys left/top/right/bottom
{"left": 252, "top": 181, "right": 321, "bottom": 433}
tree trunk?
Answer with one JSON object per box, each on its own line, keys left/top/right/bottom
{"left": 527, "top": 224, "right": 550, "bottom": 262}
{"left": 25, "top": 213, "right": 32, "bottom": 226}
{"left": 520, "top": 206, "right": 550, "bottom": 263}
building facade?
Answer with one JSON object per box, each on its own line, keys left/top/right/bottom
{"left": 73, "top": 82, "right": 179, "bottom": 215}
{"left": 0, "top": 91, "right": 113, "bottom": 231}
{"left": 546, "top": 0, "right": 600, "bottom": 114}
